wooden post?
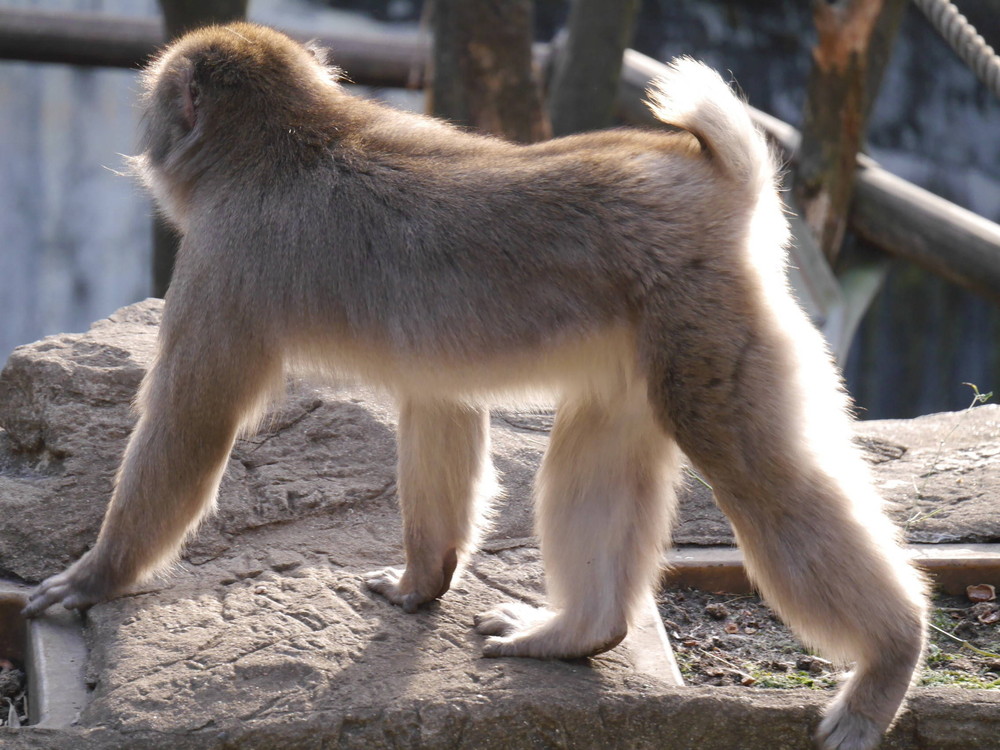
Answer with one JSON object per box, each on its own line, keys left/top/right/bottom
{"left": 152, "top": 0, "right": 249, "bottom": 298}
{"left": 794, "top": 0, "right": 906, "bottom": 264}
{"left": 427, "top": 0, "right": 549, "bottom": 143}
{"left": 547, "top": 0, "right": 640, "bottom": 136}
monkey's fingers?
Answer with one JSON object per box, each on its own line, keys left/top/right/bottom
{"left": 22, "top": 572, "right": 95, "bottom": 618}
{"left": 22, "top": 575, "right": 71, "bottom": 618}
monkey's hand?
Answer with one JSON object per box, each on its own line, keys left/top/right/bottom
{"left": 22, "top": 551, "right": 118, "bottom": 618}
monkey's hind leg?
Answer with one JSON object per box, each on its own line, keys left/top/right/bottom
{"left": 365, "top": 399, "right": 496, "bottom": 613}
{"left": 649, "top": 307, "right": 927, "bottom": 750}
{"left": 475, "top": 387, "right": 679, "bottom": 659}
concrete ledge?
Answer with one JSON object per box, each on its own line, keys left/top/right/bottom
{"left": 0, "top": 581, "right": 89, "bottom": 728}
{"left": 0, "top": 685, "right": 997, "bottom": 749}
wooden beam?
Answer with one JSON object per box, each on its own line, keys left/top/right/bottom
{"left": 852, "top": 156, "right": 1000, "bottom": 305}
{"left": 428, "top": 0, "right": 548, "bottom": 143}
{"left": 0, "top": 8, "right": 428, "bottom": 86}
{"left": 794, "top": 0, "right": 906, "bottom": 264}
{"left": 0, "top": 8, "right": 160, "bottom": 69}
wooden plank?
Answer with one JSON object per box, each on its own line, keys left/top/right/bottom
{"left": 665, "top": 544, "right": 1000, "bottom": 596}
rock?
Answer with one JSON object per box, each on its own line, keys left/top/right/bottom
{"left": 1, "top": 300, "right": 999, "bottom": 748}
{"left": 0, "top": 301, "right": 538, "bottom": 581}
{"left": 673, "top": 404, "right": 1000, "bottom": 547}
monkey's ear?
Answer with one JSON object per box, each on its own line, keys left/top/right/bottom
{"left": 305, "top": 41, "right": 345, "bottom": 82}
{"left": 304, "top": 41, "right": 332, "bottom": 66}
{"left": 178, "top": 58, "right": 200, "bottom": 131}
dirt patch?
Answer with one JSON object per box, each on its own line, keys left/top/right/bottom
{"left": 658, "top": 588, "right": 1000, "bottom": 690}
{"left": 0, "top": 659, "right": 26, "bottom": 727}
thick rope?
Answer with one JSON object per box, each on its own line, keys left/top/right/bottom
{"left": 911, "top": 0, "right": 1000, "bottom": 100}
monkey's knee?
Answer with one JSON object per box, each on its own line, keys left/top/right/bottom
{"left": 364, "top": 547, "right": 458, "bottom": 613}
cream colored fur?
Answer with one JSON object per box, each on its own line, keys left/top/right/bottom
{"left": 24, "top": 28, "right": 927, "bottom": 750}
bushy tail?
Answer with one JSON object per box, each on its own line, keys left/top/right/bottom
{"left": 646, "top": 57, "right": 776, "bottom": 199}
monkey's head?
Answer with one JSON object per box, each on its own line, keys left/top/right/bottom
{"left": 133, "top": 23, "right": 341, "bottom": 229}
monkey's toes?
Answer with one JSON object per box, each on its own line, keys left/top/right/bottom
{"left": 816, "top": 705, "right": 882, "bottom": 750}
{"left": 363, "top": 567, "right": 429, "bottom": 613}
{"left": 476, "top": 603, "right": 628, "bottom": 659}
{"left": 474, "top": 602, "right": 538, "bottom": 636}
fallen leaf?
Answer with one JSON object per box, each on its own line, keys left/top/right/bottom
{"left": 978, "top": 607, "right": 1000, "bottom": 625}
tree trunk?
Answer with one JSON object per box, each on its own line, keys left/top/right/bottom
{"left": 547, "top": 0, "right": 640, "bottom": 136}
{"left": 152, "top": 0, "right": 249, "bottom": 298}
{"left": 427, "top": 0, "right": 549, "bottom": 143}
{"left": 793, "top": 0, "right": 906, "bottom": 264}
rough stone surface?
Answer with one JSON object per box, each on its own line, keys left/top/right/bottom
{"left": 673, "top": 405, "right": 1000, "bottom": 547}
{"left": 1, "top": 300, "right": 998, "bottom": 748}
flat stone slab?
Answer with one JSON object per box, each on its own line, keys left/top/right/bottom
{"left": 1, "top": 300, "right": 998, "bottom": 748}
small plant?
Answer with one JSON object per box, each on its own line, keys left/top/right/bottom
{"left": 907, "top": 382, "right": 993, "bottom": 515}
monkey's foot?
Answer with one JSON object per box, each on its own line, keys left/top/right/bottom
{"left": 364, "top": 549, "right": 458, "bottom": 614}
{"left": 474, "top": 602, "right": 626, "bottom": 659}
{"left": 364, "top": 567, "right": 435, "bottom": 613}
{"left": 22, "top": 553, "right": 117, "bottom": 618}
{"left": 815, "top": 690, "right": 886, "bottom": 750}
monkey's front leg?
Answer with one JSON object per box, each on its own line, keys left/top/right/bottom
{"left": 24, "top": 327, "right": 282, "bottom": 617}
{"left": 365, "top": 400, "right": 494, "bottom": 612}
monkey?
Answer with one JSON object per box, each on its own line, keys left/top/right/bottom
{"left": 23, "top": 23, "right": 926, "bottom": 750}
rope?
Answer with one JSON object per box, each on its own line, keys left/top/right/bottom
{"left": 911, "top": 0, "right": 1000, "bottom": 100}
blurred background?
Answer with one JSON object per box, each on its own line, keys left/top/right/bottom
{"left": 0, "top": 0, "right": 997, "bottom": 419}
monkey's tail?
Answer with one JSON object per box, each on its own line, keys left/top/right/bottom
{"left": 645, "top": 58, "right": 777, "bottom": 199}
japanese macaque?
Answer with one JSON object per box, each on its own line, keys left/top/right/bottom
{"left": 24, "top": 23, "right": 926, "bottom": 750}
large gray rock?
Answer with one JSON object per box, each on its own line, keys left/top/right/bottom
{"left": 1, "top": 300, "right": 998, "bottom": 749}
